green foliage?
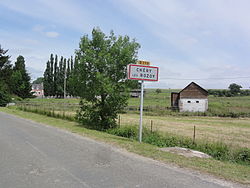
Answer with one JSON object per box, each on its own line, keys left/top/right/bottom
{"left": 208, "top": 83, "right": 246, "bottom": 97}
{"left": 155, "top": 88, "right": 162, "bottom": 94}
{"left": 43, "top": 54, "right": 74, "bottom": 97}
{"left": 71, "top": 28, "right": 140, "bottom": 130}
{"left": 0, "top": 81, "right": 11, "bottom": 106}
{"left": 11, "top": 56, "right": 32, "bottom": 98}
{"left": 0, "top": 45, "right": 12, "bottom": 94}
{"left": 32, "top": 77, "right": 44, "bottom": 84}
{"left": 106, "top": 125, "right": 138, "bottom": 138}
{"left": 229, "top": 83, "right": 242, "bottom": 96}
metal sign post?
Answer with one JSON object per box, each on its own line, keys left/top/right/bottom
{"left": 139, "top": 80, "right": 144, "bottom": 143}
{"left": 127, "top": 63, "right": 159, "bottom": 143}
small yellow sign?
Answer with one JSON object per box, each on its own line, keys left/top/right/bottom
{"left": 137, "top": 60, "right": 150, "bottom": 66}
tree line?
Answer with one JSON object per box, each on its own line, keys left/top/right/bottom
{"left": 0, "top": 45, "right": 32, "bottom": 106}
{"left": 43, "top": 54, "right": 78, "bottom": 97}
{"left": 208, "top": 83, "right": 250, "bottom": 97}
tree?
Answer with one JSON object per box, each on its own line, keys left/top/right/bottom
{"left": 71, "top": 28, "right": 140, "bottom": 130}
{"left": 228, "top": 83, "right": 242, "bottom": 96}
{"left": 43, "top": 61, "right": 51, "bottom": 96}
{"left": 11, "top": 56, "right": 32, "bottom": 98}
{"left": 54, "top": 55, "right": 58, "bottom": 97}
{"left": 56, "top": 56, "right": 65, "bottom": 97}
{"left": 43, "top": 54, "right": 55, "bottom": 96}
{"left": 0, "top": 81, "right": 11, "bottom": 106}
{"left": 32, "top": 77, "right": 44, "bottom": 84}
{"left": 0, "top": 45, "right": 12, "bottom": 106}
{"left": 0, "top": 45, "right": 12, "bottom": 93}
{"left": 156, "top": 88, "right": 162, "bottom": 94}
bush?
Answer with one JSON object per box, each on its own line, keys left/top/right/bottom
{"left": 232, "top": 148, "right": 250, "bottom": 164}
{"left": 106, "top": 126, "right": 138, "bottom": 139}
{"left": 0, "top": 90, "right": 11, "bottom": 107}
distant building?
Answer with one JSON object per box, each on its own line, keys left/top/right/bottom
{"left": 171, "top": 82, "right": 208, "bottom": 112}
{"left": 31, "top": 83, "right": 44, "bottom": 98}
{"left": 130, "top": 89, "right": 146, "bottom": 98}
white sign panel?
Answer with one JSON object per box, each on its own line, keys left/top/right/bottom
{"left": 127, "top": 64, "right": 159, "bottom": 81}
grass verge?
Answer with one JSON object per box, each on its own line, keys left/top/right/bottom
{"left": 0, "top": 107, "right": 249, "bottom": 185}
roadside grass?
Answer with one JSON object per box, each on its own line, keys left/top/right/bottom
{"left": 0, "top": 107, "right": 249, "bottom": 185}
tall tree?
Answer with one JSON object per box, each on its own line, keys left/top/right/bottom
{"left": 0, "top": 45, "right": 12, "bottom": 105}
{"left": 49, "top": 54, "right": 54, "bottom": 95}
{"left": 71, "top": 28, "right": 140, "bottom": 130}
{"left": 43, "top": 54, "right": 54, "bottom": 96}
{"left": 43, "top": 61, "right": 51, "bottom": 96}
{"left": 54, "top": 55, "right": 58, "bottom": 97}
{"left": 66, "top": 58, "right": 71, "bottom": 96}
{"left": 0, "top": 45, "right": 12, "bottom": 91}
{"left": 57, "top": 56, "right": 64, "bottom": 97}
{"left": 12, "top": 56, "right": 32, "bottom": 98}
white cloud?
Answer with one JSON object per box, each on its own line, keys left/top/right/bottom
{"left": 0, "top": 0, "right": 92, "bottom": 31}
{"left": 32, "top": 24, "right": 59, "bottom": 38}
{"left": 45, "top": 31, "right": 59, "bottom": 38}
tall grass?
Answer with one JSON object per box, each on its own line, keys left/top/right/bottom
{"left": 17, "top": 104, "right": 75, "bottom": 121}
{"left": 107, "top": 126, "right": 250, "bottom": 165}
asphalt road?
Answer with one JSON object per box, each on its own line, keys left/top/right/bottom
{"left": 0, "top": 112, "right": 246, "bottom": 188}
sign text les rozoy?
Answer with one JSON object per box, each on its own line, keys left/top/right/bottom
{"left": 127, "top": 64, "right": 159, "bottom": 81}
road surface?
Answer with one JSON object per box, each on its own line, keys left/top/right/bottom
{"left": 0, "top": 112, "right": 246, "bottom": 188}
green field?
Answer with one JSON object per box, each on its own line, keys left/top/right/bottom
{"left": 15, "top": 89, "right": 250, "bottom": 149}
{"left": 24, "top": 89, "right": 250, "bottom": 117}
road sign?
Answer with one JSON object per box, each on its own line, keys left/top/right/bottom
{"left": 127, "top": 63, "right": 159, "bottom": 143}
{"left": 127, "top": 64, "right": 159, "bottom": 81}
{"left": 137, "top": 60, "right": 150, "bottom": 66}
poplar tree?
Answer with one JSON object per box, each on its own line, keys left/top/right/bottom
{"left": 66, "top": 58, "right": 71, "bottom": 96}
{"left": 50, "top": 54, "right": 54, "bottom": 95}
{"left": 43, "top": 60, "right": 51, "bottom": 96}
{"left": 54, "top": 55, "right": 58, "bottom": 97}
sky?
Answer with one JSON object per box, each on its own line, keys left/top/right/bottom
{"left": 1, "top": 0, "right": 250, "bottom": 89}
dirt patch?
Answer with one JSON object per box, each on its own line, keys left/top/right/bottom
{"left": 160, "top": 147, "right": 211, "bottom": 159}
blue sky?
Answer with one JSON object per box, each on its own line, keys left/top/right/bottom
{"left": 1, "top": 0, "right": 250, "bottom": 89}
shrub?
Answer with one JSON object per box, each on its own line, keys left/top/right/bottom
{"left": 232, "top": 148, "right": 250, "bottom": 164}
{"left": 0, "top": 90, "right": 11, "bottom": 107}
{"left": 106, "top": 126, "right": 138, "bottom": 139}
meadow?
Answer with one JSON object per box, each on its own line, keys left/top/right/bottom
{"left": 24, "top": 88, "right": 250, "bottom": 117}
{"left": 16, "top": 89, "right": 250, "bottom": 149}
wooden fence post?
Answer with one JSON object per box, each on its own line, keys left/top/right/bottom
{"left": 118, "top": 115, "right": 121, "bottom": 127}
{"left": 193, "top": 126, "right": 196, "bottom": 144}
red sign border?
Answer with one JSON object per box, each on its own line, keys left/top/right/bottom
{"left": 128, "top": 64, "right": 159, "bottom": 81}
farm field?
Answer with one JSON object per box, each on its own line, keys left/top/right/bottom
{"left": 24, "top": 88, "right": 250, "bottom": 117}
{"left": 119, "top": 114, "right": 250, "bottom": 149}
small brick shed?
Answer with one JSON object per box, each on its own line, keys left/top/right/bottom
{"left": 171, "top": 82, "right": 208, "bottom": 112}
